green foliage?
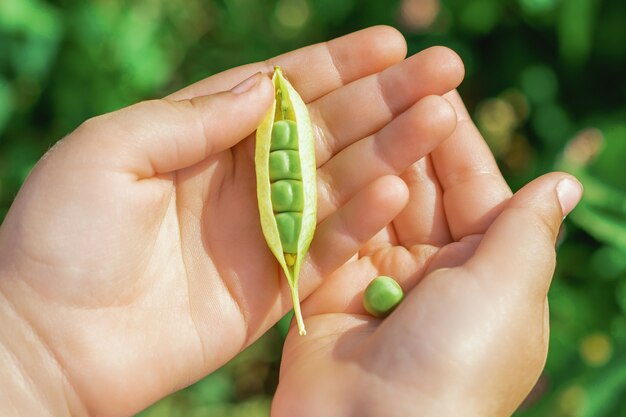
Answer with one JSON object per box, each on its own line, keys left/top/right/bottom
{"left": 1, "top": 0, "right": 625, "bottom": 415}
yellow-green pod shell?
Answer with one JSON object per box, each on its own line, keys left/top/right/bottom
{"left": 255, "top": 67, "right": 316, "bottom": 336}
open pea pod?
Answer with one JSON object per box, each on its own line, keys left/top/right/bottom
{"left": 255, "top": 67, "right": 316, "bottom": 336}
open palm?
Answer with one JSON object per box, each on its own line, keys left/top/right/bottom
{"left": 273, "top": 91, "right": 579, "bottom": 416}
{"left": 0, "top": 27, "right": 467, "bottom": 416}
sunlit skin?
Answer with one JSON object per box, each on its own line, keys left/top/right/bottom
{"left": 0, "top": 26, "right": 581, "bottom": 417}
{"left": 273, "top": 82, "right": 583, "bottom": 415}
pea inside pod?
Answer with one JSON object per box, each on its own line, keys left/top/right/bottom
{"left": 363, "top": 276, "right": 404, "bottom": 318}
{"left": 255, "top": 67, "right": 316, "bottom": 336}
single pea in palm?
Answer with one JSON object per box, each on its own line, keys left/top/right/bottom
{"left": 0, "top": 27, "right": 465, "bottom": 416}
{"left": 273, "top": 91, "right": 579, "bottom": 417}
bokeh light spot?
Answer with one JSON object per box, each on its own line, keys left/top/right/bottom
{"left": 559, "top": 385, "right": 587, "bottom": 416}
{"left": 519, "top": 0, "right": 559, "bottom": 14}
{"left": 563, "top": 128, "right": 604, "bottom": 166}
{"left": 579, "top": 332, "right": 613, "bottom": 367}
{"left": 399, "top": 0, "right": 441, "bottom": 32}
{"left": 590, "top": 245, "right": 626, "bottom": 280}
{"left": 531, "top": 103, "right": 571, "bottom": 144}
{"left": 274, "top": 0, "right": 309, "bottom": 34}
{"left": 521, "top": 64, "right": 558, "bottom": 104}
{"left": 476, "top": 97, "right": 517, "bottom": 156}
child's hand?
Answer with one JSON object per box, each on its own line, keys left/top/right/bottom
{"left": 0, "top": 27, "right": 464, "bottom": 416}
{"left": 273, "top": 91, "right": 583, "bottom": 417}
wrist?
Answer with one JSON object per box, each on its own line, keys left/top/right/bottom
{"left": 0, "top": 272, "right": 88, "bottom": 417}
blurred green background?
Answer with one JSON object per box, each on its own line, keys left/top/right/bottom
{"left": 1, "top": 0, "right": 625, "bottom": 415}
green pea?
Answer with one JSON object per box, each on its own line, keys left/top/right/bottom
{"left": 271, "top": 180, "right": 304, "bottom": 212}
{"left": 268, "top": 150, "right": 303, "bottom": 181}
{"left": 274, "top": 212, "right": 302, "bottom": 253}
{"left": 363, "top": 276, "right": 404, "bottom": 318}
{"left": 255, "top": 67, "right": 317, "bottom": 336}
{"left": 270, "top": 120, "right": 299, "bottom": 151}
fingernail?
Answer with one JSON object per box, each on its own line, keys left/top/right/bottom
{"left": 231, "top": 72, "right": 262, "bottom": 94}
{"left": 556, "top": 177, "right": 583, "bottom": 218}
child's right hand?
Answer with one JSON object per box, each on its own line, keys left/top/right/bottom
{"left": 273, "top": 91, "right": 583, "bottom": 417}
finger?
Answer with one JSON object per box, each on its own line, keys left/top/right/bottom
{"left": 301, "top": 175, "right": 409, "bottom": 293}
{"left": 464, "top": 173, "right": 582, "bottom": 299}
{"left": 393, "top": 156, "right": 452, "bottom": 248}
{"left": 312, "top": 46, "right": 464, "bottom": 165}
{"left": 168, "top": 25, "right": 407, "bottom": 103}
{"left": 316, "top": 95, "right": 457, "bottom": 222}
{"left": 70, "top": 73, "right": 273, "bottom": 177}
{"left": 422, "top": 234, "right": 482, "bottom": 273}
{"left": 431, "top": 90, "right": 512, "bottom": 240}
{"left": 359, "top": 225, "right": 398, "bottom": 257}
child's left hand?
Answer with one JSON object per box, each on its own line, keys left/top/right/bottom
{"left": 0, "top": 27, "right": 464, "bottom": 417}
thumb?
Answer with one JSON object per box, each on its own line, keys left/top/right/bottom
{"left": 464, "top": 172, "right": 583, "bottom": 300}
{"left": 68, "top": 72, "right": 274, "bottom": 177}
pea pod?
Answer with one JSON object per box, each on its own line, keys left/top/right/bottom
{"left": 255, "top": 67, "right": 316, "bottom": 336}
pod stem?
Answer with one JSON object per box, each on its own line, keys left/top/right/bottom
{"left": 290, "top": 284, "right": 306, "bottom": 336}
